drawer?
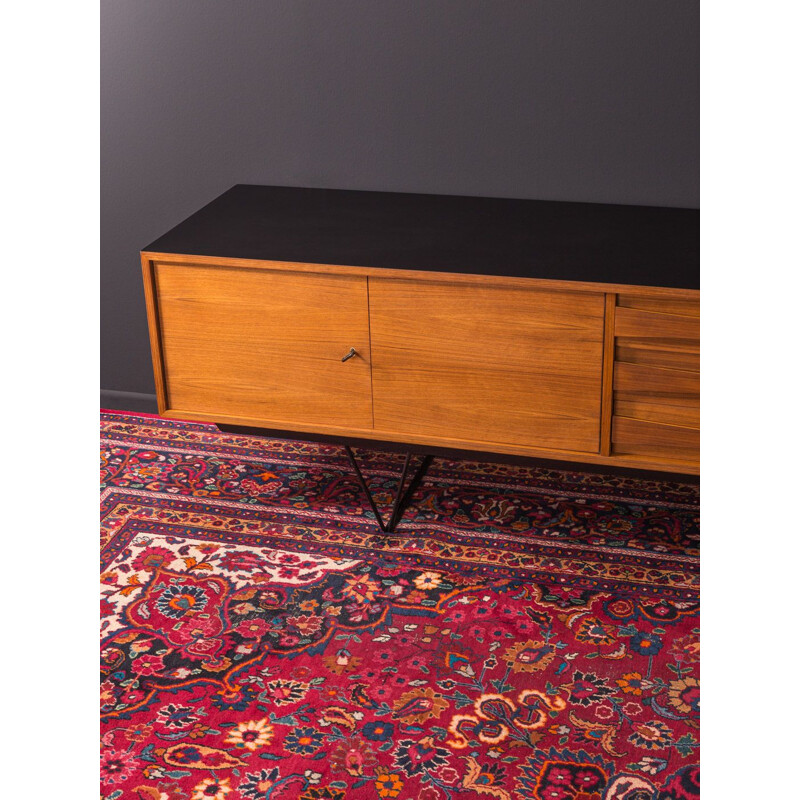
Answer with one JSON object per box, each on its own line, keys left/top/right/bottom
{"left": 617, "top": 294, "right": 700, "bottom": 318}
{"left": 614, "top": 397, "right": 699, "bottom": 429}
{"left": 615, "top": 338, "right": 699, "bottom": 372}
{"left": 369, "top": 279, "right": 605, "bottom": 453}
{"left": 151, "top": 263, "right": 373, "bottom": 429}
{"left": 615, "top": 305, "right": 699, "bottom": 341}
{"left": 612, "top": 416, "right": 699, "bottom": 461}
{"left": 614, "top": 362, "right": 699, "bottom": 400}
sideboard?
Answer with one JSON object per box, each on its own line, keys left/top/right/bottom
{"left": 141, "top": 185, "right": 699, "bottom": 492}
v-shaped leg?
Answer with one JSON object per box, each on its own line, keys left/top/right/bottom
{"left": 344, "top": 446, "right": 433, "bottom": 533}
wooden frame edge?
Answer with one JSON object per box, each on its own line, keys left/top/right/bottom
{"left": 140, "top": 254, "right": 169, "bottom": 415}
{"left": 599, "top": 293, "right": 617, "bottom": 456}
{"left": 141, "top": 250, "right": 700, "bottom": 300}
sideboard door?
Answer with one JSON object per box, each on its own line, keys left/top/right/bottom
{"left": 152, "top": 263, "right": 373, "bottom": 429}
{"left": 369, "top": 279, "right": 605, "bottom": 454}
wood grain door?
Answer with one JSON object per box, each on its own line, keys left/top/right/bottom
{"left": 153, "top": 263, "right": 373, "bottom": 429}
{"left": 369, "top": 279, "right": 605, "bottom": 453}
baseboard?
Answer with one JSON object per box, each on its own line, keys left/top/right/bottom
{"left": 101, "top": 389, "right": 159, "bottom": 414}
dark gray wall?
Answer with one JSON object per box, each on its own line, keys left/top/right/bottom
{"left": 102, "top": 0, "right": 698, "bottom": 401}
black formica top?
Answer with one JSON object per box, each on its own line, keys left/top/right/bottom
{"left": 144, "top": 185, "right": 699, "bottom": 290}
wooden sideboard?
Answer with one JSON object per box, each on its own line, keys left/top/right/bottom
{"left": 142, "top": 185, "right": 699, "bottom": 475}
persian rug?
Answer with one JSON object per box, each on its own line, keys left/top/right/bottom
{"left": 101, "top": 411, "right": 699, "bottom": 800}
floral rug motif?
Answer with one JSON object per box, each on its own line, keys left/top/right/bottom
{"left": 101, "top": 412, "right": 699, "bottom": 800}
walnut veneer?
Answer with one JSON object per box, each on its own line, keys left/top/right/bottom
{"left": 142, "top": 185, "right": 699, "bottom": 475}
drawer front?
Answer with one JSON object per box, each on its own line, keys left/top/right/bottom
{"left": 611, "top": 294, "right": 699, "bottom": 466}
{"left": 370, "top": 280, "right": 605, "bottom": 453}
{"left": 612, "top": 416, "right": 700, "bottom": 459}
{"left": 152, "top": 263, "right": 373, "bottom": 429}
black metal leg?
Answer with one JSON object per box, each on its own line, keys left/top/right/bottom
{"left": 389, "top": 453, "right": 433, "bottom": 531}
{"left": 344, "top": 445, "right": 390, "bottom": 532}
{"left": 344, "top": 446, "right": 433, "bottom": 532}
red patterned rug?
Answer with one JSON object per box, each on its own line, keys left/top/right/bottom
{"left": 101, "top": 411, "right": 699, "bottom": 800}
